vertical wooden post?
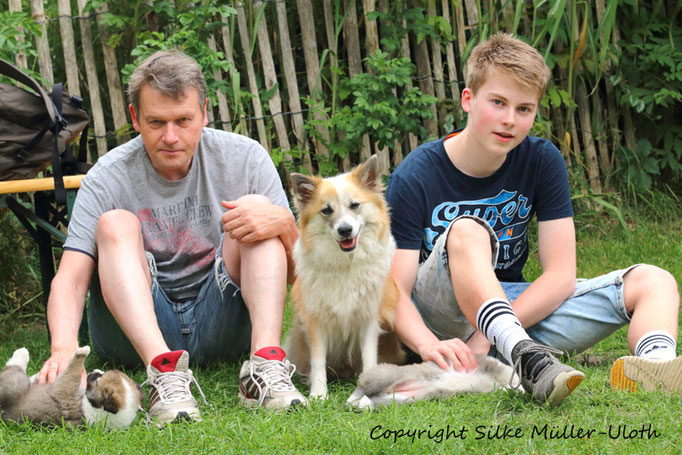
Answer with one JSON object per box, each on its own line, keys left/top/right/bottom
{"left": 399, "top": 8, "right": 419, "bottom": 153}
{"left": 57, "top": 0, "right": 80, "bottom": 97}
{"left": 274, "top": 2, "right": 312, "bottom": 172}
{"left": 29, "top": 0, "right": 54, "bottom": 85}
{"left": 8, "top": 0, "right": 28, "bottom": 70}
{"left": 575, "top": 79, "right": 602, "bottom": 193}
{"left": 236, "top": 4, "right": 268, "bottom": 149}
{"left": 427, "top": 1, "right": 446, "bottom": 103}
{"left": 343, "top": 0, "right": 372, "bottom": 163}
{"left": 254, "top": 1, "right": 291, "bottom": 160}
{"left": 207, "top": 33, "right": 233, "bottom": 132}
{"left": 95, "top": 3, "right": 129, "bottom": 143}
{"left": 415, "top": 34, "right": 439, "bottom": 137}
{"left": 323, "top": 0, "right": 352, "bottom": 171}
{"left": 453, "top": 0, "right": 468, "bottom": 77}
{"left": 296, "top": 0, "right": 330, "bottom": 161}
{"left": 77, "top": 0, "right": 108, "bottom": 158}
{"left": 362, "top": 0, "right": 391, "bottom": 174}
{"left": 442, "top": 0, "right": 462, "bottom": 109}
{"left": 221, "top": 16, "right": 246, "bottom": 134}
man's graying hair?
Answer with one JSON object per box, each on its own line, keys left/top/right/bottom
{"left": 127, "top": 50, "right": 207, "bottom": 113}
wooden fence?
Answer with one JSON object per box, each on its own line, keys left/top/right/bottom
{"left": 2, "top": 0, "right": 645, "bottom": 192}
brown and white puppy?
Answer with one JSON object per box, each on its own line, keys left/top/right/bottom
{"left": 284, "top": 155, "right": 405, "bottom": 400}
{"left": 0, "top": 346, "right": 143, "bottom": 429}
{"left": 348, "top": 354, "right": 521, "bottom": 410}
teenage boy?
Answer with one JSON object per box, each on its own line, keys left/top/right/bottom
{"left": 39, "top": 50, "right": 306, "bottom": 426}
{"left": 386, "top": 33, "right": 681, "bottom": 406}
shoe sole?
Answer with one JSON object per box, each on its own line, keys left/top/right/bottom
{"left": 610, "top": 356, "right": 682, "bottom": 393}
{"left": 546, "top": 370, "right": 585, "bottom": 406}
{"left": 239, "top": 393, "right": 308, "bottom": 410}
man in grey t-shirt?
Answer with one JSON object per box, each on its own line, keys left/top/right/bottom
{"left": 38, "top": 50, "right": 306, "bottom": 426}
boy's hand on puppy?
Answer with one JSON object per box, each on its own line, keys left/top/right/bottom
{"left": 419, "top": 338, "right": 478, "bottom": 373}
{"left": 39, "top": 347, "right": 87, "bottom": 387}
{"left": 221, "top": 195, "right": 289, "bottom": 243}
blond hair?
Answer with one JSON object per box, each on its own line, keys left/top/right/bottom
{"left": 466, "top": 33, "right": 551, "bottom": 99}
{"left": 127, "top": 50, "right": 207, "bottom": 113}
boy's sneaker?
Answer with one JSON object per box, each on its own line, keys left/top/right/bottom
{"left": 239, "top": 346, "right": 307, "bottom": 409}
{"left": 511, "top": 339, "right": 585, "bottom": 406}
{"left": 610, "top": 356, "right": 682, "bottom": 393}
{"left": 143, "top": 350, "right": 208, "bottom": 427}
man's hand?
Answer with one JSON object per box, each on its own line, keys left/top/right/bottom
{"left": 221, "top": 195, "right": 288, "bottom": 243}
{"left": 417, "top": 337, "right": 478, "bottom": 372}
{"left": 38, "top": 345, "right": 86, "bottom": 387}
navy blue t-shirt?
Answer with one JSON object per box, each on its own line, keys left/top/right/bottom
{"left": 385, "top": 133, "right": 573, "bottom": 283}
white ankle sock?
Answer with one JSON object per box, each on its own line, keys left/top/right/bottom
{"left": 635, "top": 330, "right": 677, "bottom": 360}
{"left": 476, "top": 299, "right": 531, "bottom": 364}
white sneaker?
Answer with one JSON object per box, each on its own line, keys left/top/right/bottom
{"left": 238, "top": 347, "right": 307, "bottom": 409}
{"left": 610, "top": 356, "right": 682, "bottom": 393}
{"left": 143, "top": 350, "right": 207, "bottom": 427}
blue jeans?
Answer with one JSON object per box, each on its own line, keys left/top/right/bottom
{"left": 412, "top": 216, "right": 638, "bottom": 360}
{"left": 88, "top": 236, "right": 251, "bottom": 367}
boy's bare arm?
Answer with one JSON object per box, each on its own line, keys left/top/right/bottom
{"left": 510, "top": 217, "right": 576, "bottom": 327}
{"left": 39, "top": 250, "right": 95, "bottom": 384}
{"left": 392, "top": 249, "right": 477, "bottom": 372}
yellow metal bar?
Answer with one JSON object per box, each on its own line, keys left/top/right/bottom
{"left": 0, "top": 175, "right": 85, "bottom": 195}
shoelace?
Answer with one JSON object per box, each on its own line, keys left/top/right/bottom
{"left": 249, "top": 358, "right": 297, "bottom": 406}
{"left": 142, "top": 369, "right": 211, "bottom": 408}
{"left": 509, "top": 344, "right": 564, "bottom": 390}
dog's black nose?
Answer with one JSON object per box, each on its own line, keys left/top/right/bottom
{"left": 337, "top": 225, "right": 353, "bottom": 238}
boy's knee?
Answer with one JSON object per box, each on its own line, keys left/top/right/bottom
{"left": 96, "top": 210, "right": 141, "bottom": 242}
{"left": 446, "top": 218, "right": 494, "bottom": 255}
{"left": 625, "top": 264, "right": 680, "bottom": 309}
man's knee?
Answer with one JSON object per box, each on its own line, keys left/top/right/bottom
{"left": 235, "top": 194, "right": 271, "bottom": 204}
{"left": 96, "top": 209, "right": 142, "bottom": 243}
{"left": 446, "top": 218, "right": 494, "bottom": 256}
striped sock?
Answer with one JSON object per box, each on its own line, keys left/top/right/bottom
{"left": 634, "top": 331, "right": 677, "bottom": 360}
{"left": 476, "top": 299, "right": 532, "bottom": 365}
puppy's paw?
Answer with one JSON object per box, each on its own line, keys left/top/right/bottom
{"left": 6, "top": 347, "right": 29, "bottom": 370}
{"left": 74, "top": 346, "right": 91, "bottom": 357}
{"left": 358, "top": 395, "right": 374, "bottom": 410}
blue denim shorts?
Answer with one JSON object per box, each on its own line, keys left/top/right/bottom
{"left": 412, "top": 216, "right": 638, "bottom": 359}
{"left": 88, "top": 235, "right": 251, "bottom": 367}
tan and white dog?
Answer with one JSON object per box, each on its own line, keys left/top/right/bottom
{"left": 0, "top": 346, "right": 143, "bottom": 429}
{"left": 284, "top": 155, "right": 405, "bottom": 399}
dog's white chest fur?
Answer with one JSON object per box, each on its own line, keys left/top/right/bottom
{"left": 294, "top": 233, "right": 394, "bottom": 332}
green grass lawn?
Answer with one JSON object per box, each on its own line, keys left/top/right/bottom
{"left": 0, "top": 214, "right": 681, "bottom": 454}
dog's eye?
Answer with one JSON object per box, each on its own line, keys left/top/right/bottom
{"left": 321, "top": 206, "right": 333, "bottom": 216}
{"left": 349, "top": 201, "right": 360, "bottom": 210}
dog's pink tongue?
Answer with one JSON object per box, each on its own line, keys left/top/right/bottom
{"left": 340, "top": 238, "right": 356, "bottom": 249}
{"left": 254, "top": 346, "right": 286, "bottom": 361}
{"left": 150, "top": 350, "right": 186, "bottom": 373}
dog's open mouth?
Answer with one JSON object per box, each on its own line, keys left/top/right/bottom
{"left": 338, "top": 237, "right": 357, "bottom": 252}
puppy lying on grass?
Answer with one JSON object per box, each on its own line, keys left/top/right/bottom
{"left": 0, "top": 346, "right": 143, "bottom": 429}
{"left": 347, "top": 354, "right": 520, "bottom": 410}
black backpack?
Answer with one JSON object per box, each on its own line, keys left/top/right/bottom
{"left": 0, "top": 58, "right": 90, "bottom": 204}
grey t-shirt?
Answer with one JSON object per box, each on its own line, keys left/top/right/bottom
{"left": 64, "top": 127, "right": 289, "bottom": 299}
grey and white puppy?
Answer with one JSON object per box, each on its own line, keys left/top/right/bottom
{"left": 0, "top": 346, "right": 143, "bottom": 429}
{"left": 347, "top": 354, "right": 521, "bottom": 409}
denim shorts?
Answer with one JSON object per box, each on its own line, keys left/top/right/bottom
{"left": 88, "top": 235, "right": 251, "bottom": 367}
{"left": 412, "top": 216, "right": 639, "bottom": 359}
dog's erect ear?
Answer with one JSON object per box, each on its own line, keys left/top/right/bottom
{"left": 290, "top": 173, "right": 318, "bottom": 207}
{"left": 353, "top": 155, "right": 382, "bottom": 192}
